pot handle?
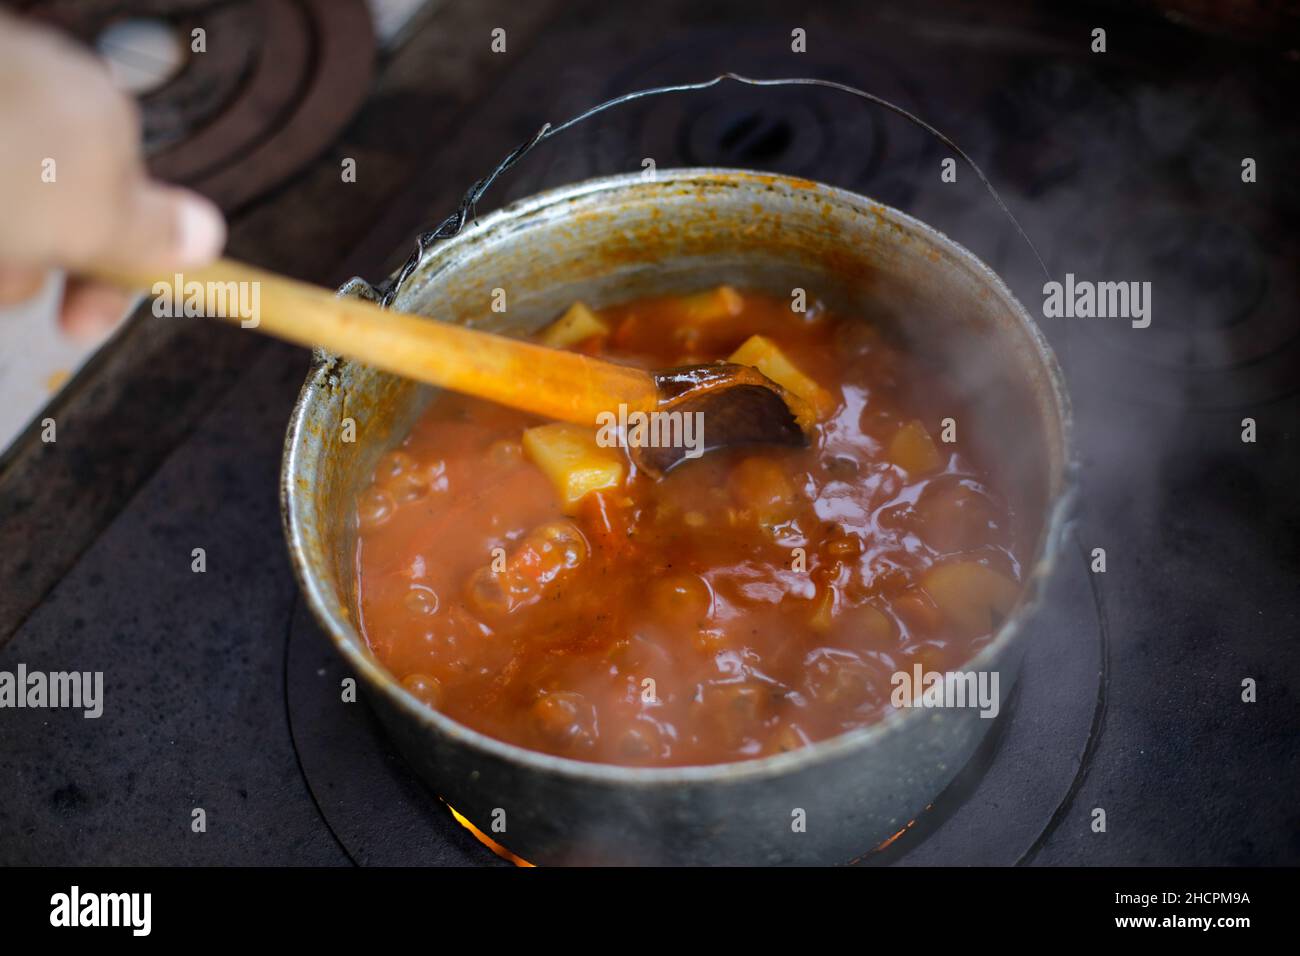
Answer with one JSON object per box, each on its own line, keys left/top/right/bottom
{"left": 342, "top": 73, "right": 1049, "bottom": 308}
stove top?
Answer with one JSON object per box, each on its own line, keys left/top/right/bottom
{"left": 1, "top": 0, "right": 1296, "bottom": 866}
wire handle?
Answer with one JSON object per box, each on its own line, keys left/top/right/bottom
{"left": 342, "top": 73, "right": 1048, "bottom": 306}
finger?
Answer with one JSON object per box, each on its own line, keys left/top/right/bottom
{"left": 59, "top": 277, "right": 135, "bottom": 340}
{"left": 0, "top": 267, "right": 48, "bottom": 305}
{"left": 0, "top": 17, "right": 147, "bottom": 268}
{"left": 86, "top": 181, "right": 226, "bottom": 274}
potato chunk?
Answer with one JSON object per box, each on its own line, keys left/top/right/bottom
{"left": 538, "top": 301, "right": 609, "bottom": 348}
{"left": 922, "top": 561, "right": 1020, "bottom": 637}
{"left": 728, "top": 334, "right": 836, "bottom": 420}
{"left": 835, "top": 604, "right": 894, "bottom": 645}
{"left": 523, "top": 423, "right": 627, "bottom": 514}
{"left": 675, "top": 285, "right": 744, "bottom": 322}
{"left": 888, "top": 420, "right": 942, "bottom": 475}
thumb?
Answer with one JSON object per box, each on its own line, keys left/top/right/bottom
{"left": 89, "top": 180, "right": 226, "bottom": 274}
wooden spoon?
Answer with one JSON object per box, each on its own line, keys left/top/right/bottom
{"left": 93, "top": 258, "right": 811, "bottom": 474}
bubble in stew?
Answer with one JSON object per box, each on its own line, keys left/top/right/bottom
{"left": 355, "top": 288, "right": 1023, "bottom": 766}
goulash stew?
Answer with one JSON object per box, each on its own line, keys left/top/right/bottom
{"left": 355, "top": 288, "right": 1022, "bottom": 766}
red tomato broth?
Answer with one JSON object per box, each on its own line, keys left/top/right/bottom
{"left": 354, "top": 289, "right": 1023, "bottom": 766}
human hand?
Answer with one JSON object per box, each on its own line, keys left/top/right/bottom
{"left": 0, "top": 11, "right": 226, "bottom": 338}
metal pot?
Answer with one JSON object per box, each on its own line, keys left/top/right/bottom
{"left": 282, "top": 168, "right": 1073, "bottom": 865}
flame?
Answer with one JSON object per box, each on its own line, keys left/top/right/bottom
{"left": 850, "top": 803, "right": 935, "bottom": 864}
{"left": 873, "top": 821, "right": 915, "bottom": 851}
{"left": 447, "top": 804, "right": 535, "bottom": 867}
{"left": 449, "top": 801, "right": 933, "bottom": 867}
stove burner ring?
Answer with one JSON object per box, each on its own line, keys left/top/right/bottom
{"left": 1058, "top": 201, "right": 1299, "bottom": 407}
{"left": 603, "top": 34, "right": 932, "bottom": 204}
{"left": 23, "top": 0, "right": 376, "bottom": 214}
{"left": 681, "top": 96, "right": 829, "bottom": 171}
{"left": 363, "top": 73, "right": 1048, "bottom": 307}
{"left": 1107, "top": 213, "right": 1268, "bottom": 335}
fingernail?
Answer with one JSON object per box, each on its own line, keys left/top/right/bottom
{"left": 176, "top": 195, "right": 226, "bottom": 266}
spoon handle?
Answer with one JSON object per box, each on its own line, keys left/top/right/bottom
{"left": 93, "top": 258, "right": 660, "bottom": 426}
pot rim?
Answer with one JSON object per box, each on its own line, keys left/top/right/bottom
{"left": 282, "top": 167, "right": 1076, "bottom": 788}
